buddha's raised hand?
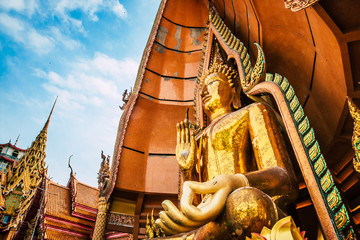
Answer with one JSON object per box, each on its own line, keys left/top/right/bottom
{"left": 175, "top": 119, "right": 197, "bottom": 171}
{"left": 155, "top": 174, "right": 249, "bottom": 235}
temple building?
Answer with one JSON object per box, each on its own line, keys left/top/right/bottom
{"left": 0, "top": 101, "right": 101, "bottom": 240}
{"left": 2, "top": 0, "right": 359, "bottom": 239}
{"left": 0, "top": 140, "right": 26, "bottom": 171}
{"left": 41, "top": 173, "right": 99, "bottom": 239}
{"left": 91, "top": 0, "right": 360, "bottom": 239}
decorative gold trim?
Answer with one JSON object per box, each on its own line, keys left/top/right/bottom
{"left": 347, "top": 97, "right": 360, "bottom": 173}
{"left": 284, "top": 0, "right": 319, "bottom": 12}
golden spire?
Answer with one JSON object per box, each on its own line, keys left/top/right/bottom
{"left": 43, "top": 96, "right": 57, "bottom": 132}
{"left": 6, "top": 98, "right": 57, "bottom": 194}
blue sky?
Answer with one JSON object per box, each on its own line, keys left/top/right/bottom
{"left": 0, "top": 0, "right": 161, "bottom": 187}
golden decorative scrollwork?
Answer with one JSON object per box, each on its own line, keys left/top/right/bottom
{"left": 284, "top": 0, "right": 319, "bottom": 12}
{"left": 347, "top": 97, "right": 360, "bottom": 173}
{"left": 146, "top": 209, "right": 164, "bottom": 239}
{"left": 93, "top": 197, "right": 110, "bottom": 240}
{"left": 243, "top": 43, "right": 265, "bottom": 93}
{"left": 208, "top": 10, "right": 266, "bottom": 94}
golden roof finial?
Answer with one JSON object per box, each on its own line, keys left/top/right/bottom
{"left": 68, "top": 155, "right": 74, "bottom": 177}
{"left": 213, "top": 43, "right": 224, "bottom": 65}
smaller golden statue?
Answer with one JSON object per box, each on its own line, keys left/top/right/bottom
{"left": 98, "top": 151, "right": 110, "bottom": 191}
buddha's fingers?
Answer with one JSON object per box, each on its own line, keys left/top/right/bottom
{"left": 181, "top": 188, "right": 229, "bottom": 222}
{"left": 162, "top": 200, "right": 204, "bottom": 227}
{"left": 180, "top": 121, "right": 185, "bottom": 144}
{"left": 159, "top": 211, "right": 195, "bottom": 233}
{"left": 183, "top": 178, "right": 224, "bottom": 195}
{"left": 198, "top": 188, "right": 229, "bottom": 217}
{"left": 155, "top": 218, "right": 178, "bottom": 235}
{"left": 176, "top": 123, "right": 181, "bottom": 145}
{"left": 196, "top": 194, "right": 214, "bottom": 208}
{"left": 184, "top": 119, "right": 189, "bottom": 143}
{"left": 190, "top": 135, "right": 196, "bottom": 154}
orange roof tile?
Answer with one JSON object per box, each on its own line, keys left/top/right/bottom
{"left": 45, "top": 228, "right": 88, "bottom": 240}
{"left": 45, "top": 181, "right": 94, "bottom": 227}
{"left": 74, "top": 180, "right": 99, "bottom": 209}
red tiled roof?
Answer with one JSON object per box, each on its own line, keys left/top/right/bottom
{"left": 45, "top": 181, "right": 94, "bottom": 228}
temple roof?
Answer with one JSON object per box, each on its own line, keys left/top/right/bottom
{"left": 103, "top": 0, "right": 209, "bottom": 200}
{"left": 0, "top": 143, "right": 26, "bottom": 152}
{"left": 45, "top": 181, "right": 95, "bottom": 227}
{"left": 73, "top": 177, "right": 99, "bottom": 210}
{"left": 45, "top": 228, "right": 89, "bottom": 240}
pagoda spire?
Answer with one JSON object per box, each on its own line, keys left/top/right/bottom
{"left": 43, "top": 96, "right": 57, "bottom": 131}
{"left": 5, "top": 98, "right": 57, "bottom": 196}
{"left": 14, "top": 135, "right": 20, "bottom": 146}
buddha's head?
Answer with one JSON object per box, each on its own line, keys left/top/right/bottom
{"left": 200, "top": 63, "right": 240, "bottom": 116}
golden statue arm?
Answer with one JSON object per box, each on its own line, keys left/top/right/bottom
{"left": 245, "top": 103, "right": 298, "bottom": 206}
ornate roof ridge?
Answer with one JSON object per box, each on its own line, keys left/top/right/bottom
{"left": 76, "top": 181, "right": 99, "bottom": 191}
{"left": 0, "top": 143, "right": 26, "bottom": 152}
{"left": 47, "top": 180, "right": 71, "bottom": 190}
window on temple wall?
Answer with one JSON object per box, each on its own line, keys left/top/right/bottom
{"left": 12, "top": 151, "right": 18, "bottom": 158}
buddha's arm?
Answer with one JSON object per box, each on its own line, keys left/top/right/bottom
{"left": 246, "top": 103, "right": 298, "bottom": 203}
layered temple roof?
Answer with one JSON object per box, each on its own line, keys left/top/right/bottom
{"left": 43, "top": 180, "right": 98, "bottom": 239}
{"left": 0, "top": 99, "right": 103, "bottom": 239}
{"left": 0, "top": 100, "right": 55, "bottom": 239}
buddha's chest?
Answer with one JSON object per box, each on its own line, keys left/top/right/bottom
{"left": 205, "top": 111, "right": 249, "bottom": 151}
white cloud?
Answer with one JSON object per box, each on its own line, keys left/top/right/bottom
{"left": 50, "top": 27, "right": 82, "bottom": 50}
{"left": 28, "top": 29, "right": 54, "bottom": 54}
{"left": 54, "top": 0, "right": 127, "bottom": 31}
{"left": 40, "top": 53, "right": 138, "bottom": 112}
{"left": 0, "top": 13, "right": 54, "bottom": 54}
{"left": 76, "top": 52, "right": 138, "bottom": 80}
{"left": 110, "top": 0, "right": 127, "bottom": 18}
{"left": 0, "top": 13, "right": 25, "bottom": 42}
{"left": 0, "top": 13, "right": 83, "bottom": 54}
{"left": 0, "top": 0, "right": 25, "bottom": 12}
{"left": 0, "top": 0, "right": 39, "bottom": 16}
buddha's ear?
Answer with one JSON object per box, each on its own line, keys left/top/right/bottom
{"left": 231, "top": 87, "right": 241, "bottom": 109}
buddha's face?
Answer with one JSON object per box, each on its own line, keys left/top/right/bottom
{"left": 201, "top": 72, "right": 233, "bottom": 113}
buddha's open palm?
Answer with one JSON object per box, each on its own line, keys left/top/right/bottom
{"left": 176, "top": 119, "right": 197, "bottom": 171}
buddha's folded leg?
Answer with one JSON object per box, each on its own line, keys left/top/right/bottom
{"left": 193, "top": 187, "right": 283, "bottom": 240}
{"left": 153, "top": 187, "right": 284, "bottom": 240}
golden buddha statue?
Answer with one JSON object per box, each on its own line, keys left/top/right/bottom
{"left": 155, "top": 61, "right": 298, "bottom": 239}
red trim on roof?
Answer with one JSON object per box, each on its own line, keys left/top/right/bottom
{"left": 45, "top": 215, "right": 93, "bottom": 230}
{"left": 0, "top": 143, "right": 26, "bottom": 152}
{"left": 45, "top": 224, "right": 89, "bottom": 237}
{"left": 0, "top": 155, "right": 15, "bottom": 163}
{"left": 75, "top": 203, "right": 98, "bottom": 214}
{"left": 105, "top": 232, "right": 130, "bottom": 239}
{"left": 71, "top": 211, "right": 96, "bottom": 222}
